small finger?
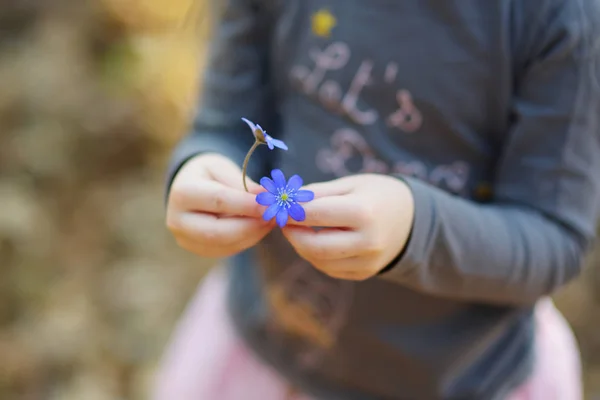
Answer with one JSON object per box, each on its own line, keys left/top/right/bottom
{"left": 173, "top": 181, "right": 263, "bottom": 218}
{"left": 302, "top": 178, "right": 354, "bottom": 198}
{"left": 208, "top": 160, "right": 262, "bottom": 192}
{"left": 285, "top": 196, "right": 365, "bottom": 228}
{"left": 282, "top": 225, "right": 366, "bottom": 260}
{"left": 175, "top": 212, "right": 272, "bottom": 246}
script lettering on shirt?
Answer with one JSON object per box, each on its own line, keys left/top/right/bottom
{"left": 290, "top": 41, "right": 421, "bottom": 131}
{"left": 316, "top": 128, "right": 471, "bottom": 194}
{"left": 387, "top": 89, "right": 422, "bottom": 133}
{"left": 291, "top": 41, "right": 469, "bottom": 193}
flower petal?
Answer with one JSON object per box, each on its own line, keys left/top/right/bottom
{"left": 294, "top": 190, "right": 315, "bottom": 202}
{"left": 268, "top": 137, "right": 288, "bottom": 151}
{"left": 267, "top": 140, "right": 275, "bottom": 150}
{"left": 288, "top": 203, "right": 306, "bottom": 222}
{"left": 276, "top": 207, "right": 289, "bottom": 228}
{"left": 260, "top": 177, "right": 278, "bottom": 194}
{"left": 271, "top": 169, "right": 286, "bottom": 188}
{"left": 263, "top": 203, "right": 280, "bottom": 221}
{"left": 287, "top": 175, "right": 303, "bottom": 191}
{"left": 241, "top": 117, "right": 256, "bottom": 132}
{"left": 256, "top": 192, "right": 277, "bottom": 206}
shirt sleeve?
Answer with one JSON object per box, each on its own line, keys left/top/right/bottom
{"left": 380, "top": 0, "right": 600, "bottom": 305}
{"left": 165, "top": 0, "right": 278, "bottom": 196}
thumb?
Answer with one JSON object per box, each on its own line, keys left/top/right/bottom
{"left": 208, "top": 158, "right": 262, "bottom": 192}
{"left": 302, "top": 177, "right": 353, "bottom": 198}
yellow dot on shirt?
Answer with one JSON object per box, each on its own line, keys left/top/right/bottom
{"left": 312, "top": 9, "right": 337, "bottom": 38}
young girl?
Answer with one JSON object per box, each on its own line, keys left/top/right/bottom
{"left": 156, "top": 0, "right": 600, "bottom": 398}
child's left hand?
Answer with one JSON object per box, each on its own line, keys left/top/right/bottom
{"left": 282, "top": 174, "right": 415, "bottom": 281}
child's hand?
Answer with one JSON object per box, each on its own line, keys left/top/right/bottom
{"left": 166, "top": 153, "right": 273, "bottom": 258}
{"left": 282, "top": 174, "right": 415, "bottom": 280}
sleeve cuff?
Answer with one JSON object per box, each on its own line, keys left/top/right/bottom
{"left": 378, "top": 176, "right": 437, "bottom": 284}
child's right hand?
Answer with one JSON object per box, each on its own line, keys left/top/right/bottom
{"left": 166, "top": 153, "right": 273, "bottom": 258}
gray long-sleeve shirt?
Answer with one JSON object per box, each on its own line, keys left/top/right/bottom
{"left": 167, "top": 0, "right": 600, "bottom": 398}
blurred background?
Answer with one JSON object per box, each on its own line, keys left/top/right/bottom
{"left": 0, "top": 1, "right": 598, "bottom": 399}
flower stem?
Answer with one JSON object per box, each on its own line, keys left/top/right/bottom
{"left": 242, "top": 140, "right": 260, "bottom": 192}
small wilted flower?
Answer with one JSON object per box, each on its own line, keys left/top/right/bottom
{"left": 256, "top": 169, "right": 314, "bottom": 228}
{"left": 241, "top": 118, "right": 288, "bottom": 150}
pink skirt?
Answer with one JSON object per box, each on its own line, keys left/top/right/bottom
{"left": 152, "top": 267, "right": 583, "bottom": 400}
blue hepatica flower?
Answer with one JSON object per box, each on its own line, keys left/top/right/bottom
{"left": 256, "top": 169, "right": 315, "bottom": 228}
{"left": 242, "top": 117, "right": 288, "bottom": 151}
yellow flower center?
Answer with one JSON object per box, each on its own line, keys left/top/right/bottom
{"left": 280, "top": 193, "right": 289, "bottom": 202}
